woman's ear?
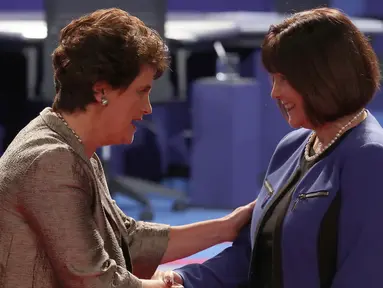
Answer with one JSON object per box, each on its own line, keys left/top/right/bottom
{"left": 93, "top": 82, "right": 109, "bottom": 104}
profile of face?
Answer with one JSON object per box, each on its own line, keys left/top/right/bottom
{"left": 94, "top": 65, "right": 155, "bottom": 145}
{"left": 271, "top": 73, "right": 312, "bottom": 129}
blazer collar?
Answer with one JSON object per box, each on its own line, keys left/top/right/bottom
{"left": 39, "top": 107, "right": 91, "bottom": 165}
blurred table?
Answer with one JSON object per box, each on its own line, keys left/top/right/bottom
{"left": 0, "top": 11, "right": 383, "bottom": 100}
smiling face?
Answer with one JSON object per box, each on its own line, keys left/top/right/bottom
{"left": 95, "top": 65, "right": 155, "bottom": 145}
{"left": 271, "top": 73, "right": 313, "bottom": 129}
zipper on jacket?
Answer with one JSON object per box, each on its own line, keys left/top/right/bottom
{"left": 291, "top": 191, "right": 329, "bottom": 211}
{"left": 261, "top": 179, "right": 274, "bottom": 208}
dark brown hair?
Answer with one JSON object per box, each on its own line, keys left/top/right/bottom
{"left": 51, "top": 8, "right": 170, "bottom": 113}
{"left": 262, "top": 7, "right": 381, "bottom": 126}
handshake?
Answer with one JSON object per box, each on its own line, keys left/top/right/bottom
{"left": 142, "top": 270, "right": 184, "bottom": 288}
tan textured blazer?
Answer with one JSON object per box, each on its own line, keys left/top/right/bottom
{"left": 0, "top": 108, "right": 169, "bottom": 288}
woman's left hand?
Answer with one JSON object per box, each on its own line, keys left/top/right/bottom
{"left": 159, "top": 199, "right": 257, "bottom": 264}
{"left": 220, "top": 199, "right": 256, "bottom": 242}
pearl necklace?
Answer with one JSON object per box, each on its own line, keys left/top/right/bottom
{"left": 304, "top": 109, "right": 365, "bottom": 162}
{"left": 55, "top": 112, "right": 83, "bottom": 143}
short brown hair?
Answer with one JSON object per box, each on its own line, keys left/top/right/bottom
{"left": 262, "top": 7, "right": 381, "bottom": 126}
{"left": 51, "top": 8, "right": 170, "bottom": 113}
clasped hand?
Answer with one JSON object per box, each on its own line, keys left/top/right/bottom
{"left": 150, "top": 270, "right": 183, "bottom": 288}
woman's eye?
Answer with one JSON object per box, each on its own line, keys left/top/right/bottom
{"left": 138, "top": 90, "right": 148, "bottom": 97}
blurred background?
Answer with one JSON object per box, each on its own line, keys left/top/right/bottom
{"left": 1, "top": 0, "right": 383, "bottom": 270}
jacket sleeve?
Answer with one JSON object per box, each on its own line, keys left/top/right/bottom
{"left": 21, "top": 149, "right": 143, "bottom": 288}
{"left": 331, "top": 143, "right": 383, "bottom": 287}
{"left": 173, "top": 224, "right": 252, "bottom": 288}
{"left": 113, "top": 203, "right": 170, "bottom": 279}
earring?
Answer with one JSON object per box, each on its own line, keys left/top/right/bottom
{"left": 101, "top": 97, "right": 108, "bottom": 106}
{"left": 100, "top": 89, "right": 108, "bottom": 106}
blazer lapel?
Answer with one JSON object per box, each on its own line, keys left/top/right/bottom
{"left": 89, "top": 157, "right": 125, "bottom": 234}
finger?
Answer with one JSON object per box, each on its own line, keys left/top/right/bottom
{"left": 248, "top": 199, "right": 257, "bottom": 208}
{"left": 163, "top": 271, "right": 174, "bottom": 286}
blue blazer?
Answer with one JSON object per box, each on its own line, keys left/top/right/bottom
{"left": 176, "top": 111, "right": 383, "bottom": 287}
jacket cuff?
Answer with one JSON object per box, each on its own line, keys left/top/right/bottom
{"left": 130, "top": 222, "right": 170, "bottom": 279}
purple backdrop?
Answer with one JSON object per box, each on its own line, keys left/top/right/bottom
{"left": 0, "top": 0, "right": 43, "bottom": 11}
{"left": 0, "top": 0, "right": 271, "bottom": 12}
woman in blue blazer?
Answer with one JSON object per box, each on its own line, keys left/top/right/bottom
{"left": 156, "top": 7, "right": 383, "bottom": 288}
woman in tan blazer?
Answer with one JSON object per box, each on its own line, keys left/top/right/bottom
{"left": 0, "top": 8, "right": 255, "bottom": 288}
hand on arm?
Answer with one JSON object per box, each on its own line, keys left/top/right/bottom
{"left": 161, "top": 200, "right": 256, "bottom": 264}
{"left": 115, "top": 196, "right": 255, "bottom": 267}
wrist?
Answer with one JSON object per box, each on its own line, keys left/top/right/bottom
{"left": 214, "top": 217, "right": 233, "bottom": 242}
{"left": 141, "top": 279, "right": 149, "bottom": 288}
{"left": 141, "top": 279, "right": 159, "bottom": 288}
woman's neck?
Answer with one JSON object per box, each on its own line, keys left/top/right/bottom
{"left": 314, "top": 110, "right": 367, "bottom": 148}
{"left": 59, "top": 110, "right": 99, "bottom": 158}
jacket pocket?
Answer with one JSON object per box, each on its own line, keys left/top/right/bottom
{"left": 291, "top": 191, "right": 329, "bottom": 211}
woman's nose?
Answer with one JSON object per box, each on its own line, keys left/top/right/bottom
{"left": 142, "top": 100, "right": 152, "bottom": 115}
{"left": 271, "top": 83, "right": 280, "bottom": 100}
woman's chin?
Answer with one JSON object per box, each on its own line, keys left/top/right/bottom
{"left": 288, "top": 122, "right": 302, "bottom": 129}
{"left": 123, "top": 133, "right": 135, "bottom": 145}
{"left": 288, "top": 119, "right": 312, "bottom": 130}
{"left": 287, "top": 115, "right": 303, "bottom": 129}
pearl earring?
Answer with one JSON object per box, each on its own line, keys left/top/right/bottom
{"left": 101, "top": 97, "right": 108, "bottom": 106}
{"left": 100, "top": 89, "right": 108, "bottom": 106}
